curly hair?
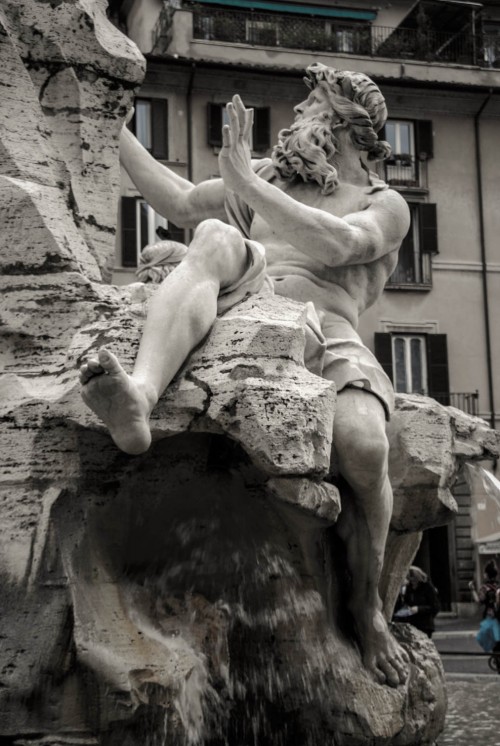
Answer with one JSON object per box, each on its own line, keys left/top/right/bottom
{"left": 304, "top": 63, "right": 391, "bottom": 162}
{"left": 272, "top": 116, "right": 341, "bottom": 195}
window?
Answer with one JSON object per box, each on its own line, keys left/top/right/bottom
{"left": 392, "top": 335, "right": 427, "bottom": 394}
{"left": 483, "top": 23, "right": 500, "bottom": 68}
{"left": 120, "top": 196, "right": 184, "bottom": 268}
{"left": 207, "top": 103, "right": 271, "bottom": 152}
{"left": 130, "top": 98, "right": 168, "bottom": 159}
{"left": 335, "top": 28, "right": 355, "bottom": 53}
{"left": 198, "top": 15, "right": 215, "bottom": 40}
{"left": 381, "top": 119, "right": 433, "bottom": 187}
{"left": 375, "top": 332, "right": 450, "bottom": 402}
{"left": 387, "top": 203, "right": 438, "bottom": 287}
{"left": 384, "top": 119, "right": 416, "bottom": 185}
{"left": 246, "top": 19, "right": 279, "bottom": 45}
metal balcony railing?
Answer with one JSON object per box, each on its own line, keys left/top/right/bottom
{"left": 155, "top": 5, "right": 490, "bottom": 66}
{"left": 429, "top": 391, "right": 479, "bottom": 415}
{"left": 381, "top": 155, "right": 426, "bottom": 189}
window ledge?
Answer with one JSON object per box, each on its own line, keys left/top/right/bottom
{"left": 389, "top": 185, "right": 429, "bottom": 195}
{"left": 385, "top": 283, "right": 432, "bottom": 292}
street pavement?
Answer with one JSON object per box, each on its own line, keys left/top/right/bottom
{"left": 433, "top": 613, "right": 499, "bottom": 746}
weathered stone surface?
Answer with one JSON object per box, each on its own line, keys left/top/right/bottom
{"left": 0, "top": 0, "right": 145, "bottom": 280}
{"left": 3, "top": 271, "right": 489, "bottom": 745}
{"left": 380, "top": 395, "right": 500, "bottom": 616}
{"left": 2, "top": 2, "right": 499, "bottom": 745}
{"left": 388, "top": 394, "right": 499, "bottom": 533}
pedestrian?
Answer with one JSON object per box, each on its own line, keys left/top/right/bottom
{"left": 392, "top": 566, "right": 440, "bottom": 638}
{"left": 469, "top": 560, "right": 500, "bottom": 619}
{"left": 470, "top": 561, "right": 500, "bottom": 654}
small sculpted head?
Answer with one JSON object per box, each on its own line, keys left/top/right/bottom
{"left": 272, "top": 64, "right": 391, "bottom": 195}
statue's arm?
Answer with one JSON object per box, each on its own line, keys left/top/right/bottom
{"left": 120, "top": 127, "right": 228, "bottom": 228}
{"left": 234, "top": 173, "right": 410, "bottom": 267}
{"left": 219, "top": 97, "right": 410, "bottom": 266}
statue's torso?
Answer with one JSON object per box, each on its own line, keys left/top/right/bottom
{"left": 248, "top": 179, "right": 399, "bottom": 330}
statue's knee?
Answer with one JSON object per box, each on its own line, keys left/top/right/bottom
{"left": 193, "top": 219, "right": 240, "bottom": 246}
{"left": 190, "top": 220, "right": 246, "bottom": 283}
{"left": 338, "top": 426, "right": 389, "bottom": 487}
{"left": 360, "top": 432, "right": 389, "bottom": 474}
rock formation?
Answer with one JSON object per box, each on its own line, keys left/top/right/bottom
{"left": 1, "top": 2, "right": 499, "bottom": 745}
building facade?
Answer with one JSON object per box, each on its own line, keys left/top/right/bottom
{"left": 111, "top": 0, "right": 500, "bottom": 611}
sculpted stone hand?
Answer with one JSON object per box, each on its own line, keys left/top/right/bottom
{"left": 218, "top": 94, "right": 255, "bottom": 193}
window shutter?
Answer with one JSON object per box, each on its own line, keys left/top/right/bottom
{"left": 253, "top": 107, "right": 270, "bottom": 152}
{"left": 151, "top": 99, "right": 168, "bottom": 159}
{"left": 426, "top": 334, "right": 450, "bottom": 402}
{"left": 129, "top": 108, "right": 137, "bottom": 136}
{"left": 121, "top": 196, "right": 138, "bottom": 267}
{"left": 415, "top": 120, "right": 433, "bottom": 159}
{"left": 374, "top": 333, "right": 394, "bottom": 383}
{"left": 418, "top": 203, "right": 438, "bottom": 254}
{"left": 208, "top": 103, "right": 223, "bottom": 147}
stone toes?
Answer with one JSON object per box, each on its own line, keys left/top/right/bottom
{"left": 87, "top": 358, "right": 103, "bottom": 373}
{"left": 97, "top": 348, "right": 123, "bottom": 375}
{"left": 79, "top": 358, "right": 104, "bottom": 384}
{"left": 79, "top": 364, "right": 94, "bottom": 384}
{"left": 376, "top": 657, "right": 401, "bottom": 688}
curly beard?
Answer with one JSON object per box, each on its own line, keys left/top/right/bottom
{"left": 271, "top": 118, "right": 340, "bottom": 195}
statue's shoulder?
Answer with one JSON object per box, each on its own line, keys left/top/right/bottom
{"left": 369, "top": 187, "right": 411, "bottom": 242}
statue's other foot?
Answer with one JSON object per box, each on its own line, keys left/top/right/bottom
{"left": 80, "top": 348, "right": 156, "bottom": 455}
{"left": 354, "top": 606, "right": 409, "bottom": 688}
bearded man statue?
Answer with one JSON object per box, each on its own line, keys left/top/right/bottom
{"left": 80, "top": 64, "right": 411, "bottom": 688}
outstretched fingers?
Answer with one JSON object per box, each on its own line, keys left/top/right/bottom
{"left": 232, "top": 94, "right": 254, "bottom": 144}
{"left": 225, "top": 95, "right": 254, "bottom": 150}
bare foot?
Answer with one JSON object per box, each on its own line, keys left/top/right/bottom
{"left": 80, "top": 348, "right": 157, "bottom": 455}
{"left": 354, "top": 605, "right": 409, "bottom": 688}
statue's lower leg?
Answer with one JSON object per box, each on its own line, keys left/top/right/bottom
{"left": 79, "top": 220, "right": 249, "bottom": 454}
{"left": 333, "top": 389, "right": 409, "bottom": 687}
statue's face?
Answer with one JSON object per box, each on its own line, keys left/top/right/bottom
{"left": 293, "top": 87, "right": 332, "bottom": 124}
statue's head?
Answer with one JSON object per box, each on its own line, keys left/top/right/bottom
{"left": 272, "top": 64, "right": 391, "bottom": 195}
{"left": 304, "top": 63, "right": 390, "bottom": 159}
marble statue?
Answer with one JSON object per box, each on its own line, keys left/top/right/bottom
{"left": 80, "top": 64, "right": 411, "bottom": 688}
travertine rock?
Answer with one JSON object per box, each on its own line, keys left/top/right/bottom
{"left": 4, "top": 270, "right": 497, "bottom": 744}
{"left": 381, "top": 395, "right": 499, "bottom": 616}
{"left": 2, "top": 2, "right": 499, "bottom": 745}
{"left": 388, "top": 394, "right": 499, "bottom": 533}
{"left": 0, "top": 0, "right": 145, "bottom": 281}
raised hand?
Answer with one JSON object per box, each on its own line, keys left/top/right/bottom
{"left": 218, "top": 94, "right": 255, "bottom": 193}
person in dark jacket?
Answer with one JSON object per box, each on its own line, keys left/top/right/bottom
{"left": 393, "top": 566, "right": 440, "bottom": 638}
{"left": 469, "top": 560, "right": 500, "bottom": 619}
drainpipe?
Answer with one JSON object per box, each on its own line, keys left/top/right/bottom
{"left": 474, "top": 90, "right": 496, "bottom": 429}
{"left": 186, "top": 62, "right": 196, "bottom": 243}
{"left": 186, "top": 62, "right": 196, "bottom": 183}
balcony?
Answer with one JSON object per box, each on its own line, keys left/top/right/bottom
{"left": 429, "top": 391, "right": 479, "bottom": 416}
{"left": 180, "top": 6, "right": 483, "bottom": 66}
{"left": 380, "top": 155, "right": 427, "bottom": 190}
